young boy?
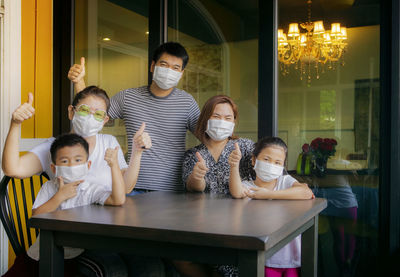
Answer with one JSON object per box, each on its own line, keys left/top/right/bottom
{"left": 3, "top": 133, "right": 126, "bottom": 277}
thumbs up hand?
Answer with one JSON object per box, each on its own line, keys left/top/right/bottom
{"left": 11, "top": 92, "right": 35, "bottom": 124}
{"left": 192, "top": 152, "right": 209, "bottom": 181}
{"left": 68, "top": 57, "right": 86, "bottom": 84}
{"left": 133, "top": 123, "right": 152, "bottom": 153}
{"left": 105, "top": 146, "right": 119, "bottom": 168}
{"left": 228, "top": 142, "right": 242, "bottom": 169}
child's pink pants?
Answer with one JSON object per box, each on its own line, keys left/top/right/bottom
{"left": 265, "top": 266, "right": 300, "bottom": 277}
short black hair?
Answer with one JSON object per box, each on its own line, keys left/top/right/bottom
{"left": 50, "top": 133, "right": 89, "bottom": 164}
{"left": 152, "top": 42, "right": 189, "bottom": 69}
{"left": 72, "top": 86, "right": 110, "bottom": 113}
{"left": 253, "top": 137, "right": 288, "bottom": 164}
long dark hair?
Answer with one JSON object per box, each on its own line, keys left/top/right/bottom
{"left": 253, "top": 137, "right": 288, "bottom": 165}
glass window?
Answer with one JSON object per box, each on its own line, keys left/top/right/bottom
{"left": 75, "top": 0, "right": 149, "bottom": 155}
{"left": 278, "top": 1, "right": 380, "bottom": 276}
{"left": 168, "top": 0, "right": 259, "bottom": 148}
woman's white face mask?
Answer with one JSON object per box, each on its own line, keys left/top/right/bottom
{"left": 206, "top": 119, "right": 235, "bottom": 141}
{"left": 254, "top": 159, "right": 284, "bottom": 182}
{"left": 72, "top": 113, "right": 104, "bottom": 138}
{"left": 55, "top": 163, "right": 89, "bottom": 184}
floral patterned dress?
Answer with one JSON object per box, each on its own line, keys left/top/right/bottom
{"left": 182, "top": 138, "right": 255, "bottom": 277}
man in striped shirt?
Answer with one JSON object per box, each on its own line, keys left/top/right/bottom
{"left": 68, "top": 42, "right": 200, "bottom": 192}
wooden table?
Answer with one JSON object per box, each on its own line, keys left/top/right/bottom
{"left": 30, "top": 192, "right": 327, "bottom": 277}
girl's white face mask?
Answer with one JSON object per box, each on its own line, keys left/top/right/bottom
{"left": 152, "top": 66, "right": 183, "bottom": 90}
{"left": 72, "top": 113, "right": 103, "bottom": 138}
{"left": 206, "top": 119, "right": 235, "bottom": 141}
{"left": 55, "top": 163, "right": 89, "bottom": 184}
{"left": 254, "top": 159, "right": 284, "bottom": 182}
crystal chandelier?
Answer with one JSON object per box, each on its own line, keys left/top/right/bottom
{"left": 278, "top": 0, "right": 348, "bottom": 84}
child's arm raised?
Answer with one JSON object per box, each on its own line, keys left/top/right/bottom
{"left": 229, "top": 143, "right": 250, "bottom": 199}
{"left": 2, "top": 93, "right": 43, "bottom": 178}
{"left": 249, "top": 182, "right": 314, "bottom": 200}
{"left": 32, "top": 177, "right": 81, "bottom": 216}
{"left": 123, "top": 122, "right": 152, "bottom": 193}
{"left": 104, "top": 147, "right": 126, "bottom": 206}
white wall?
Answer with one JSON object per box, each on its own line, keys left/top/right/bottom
{"left": 0, "top": 0, "right": 21, "bottom": 273}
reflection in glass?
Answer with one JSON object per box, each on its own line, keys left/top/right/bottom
{"left": 168, "top": 0, "right": 259, "bottom": 148}
{"left": 279, "top": 1, "right": 380, "bottom": 275}
{"left": 75, "top": 0, "right": 149, "bottom": 156}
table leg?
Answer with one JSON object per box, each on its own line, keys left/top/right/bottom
{"left": 39, "top": 230, "right": 63, "bottom": 277}
{"left": 238, "top": 250, "right": 264, "bottom": 277}
{"left": 301, "top": 216, "right": 318, "bottom": 277}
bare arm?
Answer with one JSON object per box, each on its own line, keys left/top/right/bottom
{"left": 249, "top": 182, "right": 314, "bottom": 200}
{"left": 229, "top": 142, "right": 248, "bottom": 198}
{"left": 2, "top": 94, "right": 43, "bottom": 178}
{"left": 104, "top": 147, "right": 126, "bottom": 206}
{"left": 32, "top": 178, "right": 80, "bottom": 216}
{"left": 186, "top": 173, "right": 207, "bottom": 192}
{"left": 123, "top": 123, "right": 152, "bottom": 193}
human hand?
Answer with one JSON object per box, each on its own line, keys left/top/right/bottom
{"left": 12, "top": 93, "right": 35, "bottom": 124}
{"left": 192, "top": 152, "right": 209, "bottom": 181}
{"left": 133, "top": 122, "right": 152, "bottom": 152}
{"left": 68, "top": 57, "right": 86, "bottom": 84}
{"left": 228, "top": 142, "right": 242, "bottom": 169}
{"left": 104, "top": 146, "right": 119, "bottom": 168}
{"left": 57, "top": 177, "right": 81, "bottom": 201}
{"left": 247, "top": 186, "right": 271, "bottom": 199}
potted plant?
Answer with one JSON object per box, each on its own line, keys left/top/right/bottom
{"left": 302, "top": 138, "right": 337, "bottom": 177}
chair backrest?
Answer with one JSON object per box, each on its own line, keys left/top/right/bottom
{"left": 0, "top": 173, "right": 49, "bottom": 256}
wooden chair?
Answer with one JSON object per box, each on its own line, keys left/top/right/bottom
{"left": 0, "top": 173, "right": 49, "bottom": 256}
{"left": 0, "top": 173, "right": 127, "bottom": 276}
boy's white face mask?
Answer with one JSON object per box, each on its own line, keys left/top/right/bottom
{"left": 55, "top": 163, "right": 89, "bottom": 184}
{"left": 206, "top": 119, "right": 235, "bottom": 141}
{"left": 152, "top": 66, "right": 183, "bottom": 90}
{"left": 254, "top": 159, "right": 284, "bottom": 182}
{"left": 72, "top": 113, "right": 103, "bottom": 138}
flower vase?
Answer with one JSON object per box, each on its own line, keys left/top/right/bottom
{"left": 314, "top": 157, "right": 327, "bottom": 177}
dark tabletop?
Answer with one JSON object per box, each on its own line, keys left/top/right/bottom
{"left": 30, "top": 192, "right": 327, "bottom": 251}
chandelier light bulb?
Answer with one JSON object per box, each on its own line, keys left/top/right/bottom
{"left": 331, "top": 23, "right": 341, "bottom": 36}
{"left": 340, "top": 27, "right": 347, "bottom": 39}
{"left": 313, "top": 21, "right": 325, "bottom": 34}
{"left": 288, "top": 23, "right": 300, "bottom": 37}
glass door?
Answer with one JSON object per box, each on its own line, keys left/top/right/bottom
{"left": 75, "top": 0, "right": 149, "bottom": 156}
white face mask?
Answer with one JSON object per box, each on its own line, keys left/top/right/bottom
{"left": 254, "top": 159, "right": 284, "bottom": 182}
{"left": 55, "top": 163, "right": 89, "bottom": 184}
{"left": 206, "top": 119, "right": 235, "bottom": 141}
{"left": 152, "top": 66, "right": 183, "bottom": 90}
{"left": 72, "top": 113, "right": 103, "bottom": 138}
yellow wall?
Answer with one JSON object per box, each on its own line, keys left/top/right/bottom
{"left": 8, "top": 0, "right": 53, "bottom": 267}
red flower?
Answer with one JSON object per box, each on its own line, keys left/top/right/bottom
{"left": 302, "top": 143, "right": 310, "bottom": 153}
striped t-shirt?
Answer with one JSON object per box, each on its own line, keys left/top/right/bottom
{"left": 109, "top": 86, "right": 200, "bottom": 191}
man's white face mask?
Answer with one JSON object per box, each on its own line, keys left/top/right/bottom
{"left": 55, "top": 163, "right": 89, "bottom": 184}
{"left": 253, "top": 159, "right": 284, "bottom": 182}
{"left": 152, "top": 66, "right": 183, "bottom": 90}
{"left": 205, "top": 119, "right": 235, "bottom": 141}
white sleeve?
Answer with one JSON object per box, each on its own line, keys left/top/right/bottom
{"left": 32, "top": 181, "right": 57, "bottom": 209}
{"left": 110, "top": 136, "right": 128, "bottom": 169}
{"left": 90, "top": 186, "right": 111, "bottom": 205}
{"left": 28, "top": 138, "right": 55, "bottom": 176}
{"left": 281, "top": 174, "right": 298, "bottom": 189}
